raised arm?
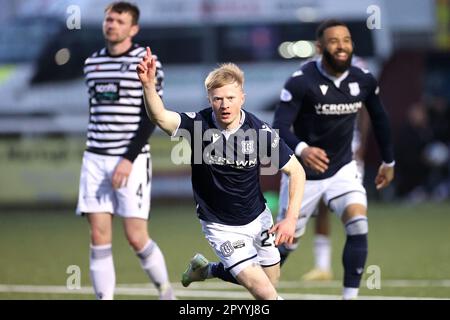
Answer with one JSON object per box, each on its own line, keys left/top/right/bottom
{"left": 137, "top": 47, "right": 180, "bottom": 135}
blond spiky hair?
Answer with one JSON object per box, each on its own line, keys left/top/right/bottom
{"left": 204, "top": 63, "right": 244, "bottom": 92}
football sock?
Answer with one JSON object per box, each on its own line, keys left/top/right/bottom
{"left": 136, "top": 239, "right": 171, "bottom": 291}
{"left": 90, "top": 243, "right": 115, "bottom": 300}
{"left": 342, "top": 216, "right": 368, "bottom": 294}
{"left": 278, "top": 242, "right": 299, "bottom": 266}
{"left": 209, "top": 262, "right": 239, "bottom": 284}
{"left": 343, "top": 287, "right": 359, "bottom": 300}
{"left": 314, "top": 234, "right": 332, "bottom": 271}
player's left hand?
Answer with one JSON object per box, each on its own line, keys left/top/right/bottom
{"left": 375, "top": 163, "right": 394, "bottom": 190}
{"left": 137, "top": 47, "right": 157, "bottom": 87}
{"left": 112, "top": 158, "right": 133, "bottom": 189}
{"left": 269, "top": 215, "right": 297, "bottom": 246}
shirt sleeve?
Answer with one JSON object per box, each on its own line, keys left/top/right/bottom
{"left": 122, "top": 106, "right": 156, "bottom": 162}
{"left": 364, "top": 75, "right": 395, "bottom": 163}
{"left": 261, "top": 123, "right": 294, "bottom": 170}
{"left": 272, "top": 76, "right": 306, "bottom": 151}
{"left": 172, "top": 112, "right": 200, "bottom": 138}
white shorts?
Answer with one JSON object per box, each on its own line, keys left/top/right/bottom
{"left": 200, "top": 207, "right": 280, "bottom": 277}
{"left": 76, "top": 151, "right": 152, "bottom": 219}
{"left": 278, "top": 160, "right": 367, "bottom": 237}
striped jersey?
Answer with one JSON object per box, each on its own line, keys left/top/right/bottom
{"left": 83, "top": 43, "right": 163, "bottom": 161}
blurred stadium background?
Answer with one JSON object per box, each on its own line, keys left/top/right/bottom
{"left": 0, "top": 0, "right": 449, "bottom": 299}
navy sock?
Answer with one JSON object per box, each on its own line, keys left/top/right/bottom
{"left": 278, "top": 244, "right": 292, "bottom": 267}
{"left": 342, "top": 234, "right": 368, "bottom": 288}
{"left": 210, "top": 262, "right": 239, "bottom": 285}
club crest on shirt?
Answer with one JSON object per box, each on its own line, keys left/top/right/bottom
{"left": 120, "top": 62, "right": 131, "bottom": 72}
{"left": 280, "top": 88, "right": 292, "bottom": 102}
{"left": 348, "top": 82, "right": 360, "bottom": 96}
{"left": 241, "top": 140, "right": 254, "bottom": 154}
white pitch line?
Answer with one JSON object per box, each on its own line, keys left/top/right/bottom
{"left": 0, "top": 284, "right": 251, "bottom": 299}
{"left": 119, "top": 279, "right": 450, "bottom": 290}
{"left": 0, "top": 284, "right": 448, "bottom": 300}
{"left": 189, "top": 279, "right": 450, "bottom": 289}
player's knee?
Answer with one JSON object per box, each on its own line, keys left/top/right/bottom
{"left": 126, "top": 234, "right": 148, "bottom": 251}
{"left": 90, "top": 226, "right": 112, "bottom": 244}
{"left": 344, "top": 216, "right": 368, "bottom": 235}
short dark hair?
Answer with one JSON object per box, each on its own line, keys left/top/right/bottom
{"left": 105, "top": 2, "right": 140, "bottom": 25}
{"left": 316, "top": 19, "right": 348, "bottom": 40}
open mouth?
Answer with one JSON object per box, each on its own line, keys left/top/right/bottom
{"left": 334, "top": 51, "right": 348, "bottom": 61}
{"left": 221, "top": 112, "right": 231, "bottom": 119}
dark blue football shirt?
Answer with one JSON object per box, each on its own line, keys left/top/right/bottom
{"left": 175, "top": 108, "right": 293, "bottom": 225}
{"left": 273, "top": 58, "right": 394, "bottom": 180}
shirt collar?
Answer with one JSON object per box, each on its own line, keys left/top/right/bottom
{"left": 212, "top": 109, "right": 246, "bottom": 139}
{"left": 316, "top": 56, "right": 349, "bottom": 88}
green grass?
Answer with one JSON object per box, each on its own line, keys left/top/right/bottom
{"left": 0, "top": 202, "right": 449, "bottom": 299}
{"left": 281, "top": 202, "right": 450, "bottom": 281}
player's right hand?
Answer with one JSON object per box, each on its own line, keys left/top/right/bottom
{"left": 269, "top": 215, "right": 297, "bottom": 246}
{"left": 136, "top": 46, "right": 156, "bottom": 87}
{"left": 300, "top": 147, "right": 329, "bottom": 173}
{"left": 112, "top": 158, "right": 133, "bottom": 189}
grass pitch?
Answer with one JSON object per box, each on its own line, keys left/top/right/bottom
{"left": 0, "top": 201, "right": 449, "bottom": 299}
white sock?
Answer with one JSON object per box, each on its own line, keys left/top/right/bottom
{"left": 90, "top": 244, "right": 115, "bottom": 300}
{"left": 343, "top": 287, "right": 359, "bottom": 300}
{"left": 136, "top": 240, "right": 170, "bottom": 290}
{"left": 314, "top": 235, "right": 331, "bottom": 271}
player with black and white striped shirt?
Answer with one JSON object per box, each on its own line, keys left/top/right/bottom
{"left": 83, "top": 43, "right": 163, "bottom": 157}
{"left": 76, "top": 1, "right": 174, "bottom": 300}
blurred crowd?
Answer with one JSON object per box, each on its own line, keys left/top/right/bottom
{"left": 395, "top": 94, "right": 450, "bottom": 202}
